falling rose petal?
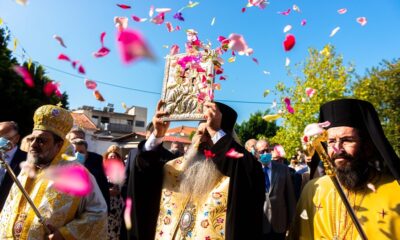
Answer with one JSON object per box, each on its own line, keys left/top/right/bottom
{"left": 43, "top": 81, "right": 60, "bottom": 97}
{"left": 319, "top": 121, "right": 331, "bottom": 128}
{"left": 166, "top": 22, "right": 174, "bottom": 32}
{"left": 151, "top": 12, "right": 165, "bottom": 25}
{"left": 45, "top": 164, "right": 92, "bottom": 197}
{"left": 15, "top": 0, "right": 28, "bottom": 6}
{"left": 293, "top": 4, "right": 301, "bottom": 12}
{"left": 100, "top": 32, "right": 106, "bottom": 46}
{"left": 13, "top": 66, "right": 34, "bottom": 88}
{"left": 175, "top": 26, "right": 181, "bottom": 31}
{"left": 278, "top": 8, "right": 291, "bottom": 16}
{"left": 337, "top": 8, "right": 347, "bottom": 14}
{"left": 117, "top": 4, "right": 131, "bottom": 9}
{"left": 155, "top": 8, "right": 172, "bottom": 13}
{"left": 93, "top": 47, "right": 111, "bottom": 58}
{"left": 114, "top": 16, "right": 129, "bottom": 30}
{"left": 228, "top": 33, "right": 253, "bottom": 56}
{"left": 213, "top": 83, "right": 221, "bottom": 90}
{"left": 149, "top": 5, "right": 155, "bottom": 17}
{"left": 117, "top": 28, "right": 153, "bottom": 64}
{"left": 284, "top": 97, "right": 294, "bottom": 114}
{"left": 262, "top": 114, "right": 281, "bottom": 122}
{"left": 219, "top": 75, "right": 227, "bottom": 80}
{"left": 103, "top": 158, "right": 126, "bottom": 184}
{"left": 248, "top": 0, "right": 268, "bottom": 9}
{"left": 356, "top": 17, "right": 367, "bottom": 26}
{"left": 122, "top": 102, "right": 128, "bottom": 111}
{"left": 263, "top": 70, "right": 270, "bottom": 75}
{"left": 13, "top": 38, "right": 18, "bottom": 51}
{"left": 204, "top": 150, "right": 215, "bottom": 160}
{"left": 226, "top": 148, "right": 244, "bottom": 158}
{"left": 367, "top": 183, "right": 376, "bottom": 192}
{"left": 53, "top": 35, "right": 67, "bottom": 48}
{"left": 300, "top": 209, "right": 309, "bottom": 220}
{"left": 285, "top": 57, "right": 290, "bottom": 67}
{"left": 252, "top": 57, "right": 259, "bottom": 65}
{"left": 94, "top": 90, "right": 105, "bottom": 102}
{"left": 132, "top": 15, "right": 147, "bottom": 22}
{"left": 271, "top": 100, "right": 277, "bottom": 109}
{"left": 71, "top": 60, "right": 79, "bottom": 69}
{"left": 305, "top": 87, "right": 316, "bottom": 97}
{"left": 211, "top": 17, "right": 216, "bottom": 26}
{"left": 330, "top": 27, "right": 340, "bottom": 37}
{"left": 301, "top": 19, "right": 307, "bottom": 26}
{"left": 124, "top": 197, "right": 132, "bottom": 230}
{"left": 85, "top": 79, "right": 97, "bottom": 90}
{"left": 197, "top": 92, "right": 207, "bottom": 103}
{"left": 283, "top": 34, "right": 296, "bottom": 51}
{"left": 241, "top": 7, "right": 246, "bottom": 13}
{"left": 303, "top": 121, "right": 331, "bottom": 138}
{"left": 57, "top": 53, "right": 71, "bottom": 62}
{"left": 169, "top": 44, "right": 180, "bottom": 55}
{"left": 173, "top": 12, "right": 185, "bottom": 21}
{"left": 228, "top": 56, "right": 236, "bottom": 63}
{"left": 283, "top": 25, "right": 292, "bottom": 33}
{"left": 186, "top": 1, "right": 200, "bottom": 8}
{"left": 208, "top": 89, "right": 214, "bottom": 101}
{"left": 78, "top": 65, "right": 86, "bottom": 74}
{"left": 274, "top": 145, "right": 286, "bottom": 157}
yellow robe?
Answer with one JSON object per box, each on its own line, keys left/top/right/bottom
{"left": 0, "top": 144, "right": 108, "bottom": 240}
{"left": 290, "top": 173, "right": 400, "bottom": 240}
{"left": 154, "top": 157, "right": 230, "bottom": 240}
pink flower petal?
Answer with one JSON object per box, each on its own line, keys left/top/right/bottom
{"left": 53, "top": 34, "right": 67, "bottom": 48}
{"left": 124, "top": 197, "right": 132, "bottom": 230}
{"left": 225, "top": 148, "right": 244, "bottom": 158}
{"left": 213, "top": 83, "right": 221, "bottom": 90}
{"left": 274, "top": 145, "right": 286, "bottom": 157}
{"left": 278, "top": 8, "right": 291, "bottom": 16}
{"left": 303, "top": 121, "right": 330, "bottom": 138}
{"left": 45, "top": 164, "right": 92, "bottom": 197}
{"left": 131, "top": 15, "right": 147, "bottom": 22}
{"left": 301, "top": 19, "right": 307, "bottom": 26}
{"left": 117, "top": 4, "right": 131, "bottom": 9}
{"left": 305, "top": 87, "right": 316, "bottom": 97}
{"left": 43, "top": 81, "right": 60, "bottom": 97}
{"left": 204, "top": 150, "right": 215, "bottom": 159}
{"left": 71, "top": 60, "right": 79, "bottom": 68}
{"left": 175, "top": 26, "right": 181, "bottom": 31}
{"left": 85, "top": 79, "right": 97, "bottom": 90}
{"left": 117, "top": 28, "right": 153, "bottom": 64}
{"left": 252, "top": 57, "right": 259, "bottom": 64}
{"left": 13, "top": 66, "right": 34, "bottom": 88}
{"left": 228, "top": 33, "right": 253, "bottom": 56}
{"left": 114, "top": 16, "right": 129, "bottom": 30}
{"left": 284, "top": 97, "right": 294, "bottom": 114}
{"left": 57, "top": 53, "right": 71, "bottom": 61}
{"left": 93, "top": 47, "right": 110, "bottom": 58}
{"left": 94, "top": 90, "right": 105, "bottom": 101}
{"left": 169, "top": 44, "right": 180, "bottom": 55}
{"left": 337, "top": 8, "right": 347, "bottom": 14}
{"left": 149, "top": 5, "right": 154, "bottom": 17}
{"left": 166, "top": 22, "right": 174, "bottom": 32}
{"left": 100, "top": 32, "right": 106, "bottom": 46}
{"left": 151, "top": 12, "right": 165, "bottom": 25}
{"left": 103, "top": 159, "right": 126, "bottom": 184}
{"left": 356, "top": 17, "right": 367, "bottom": 26}
{"left": 78, "top": 65, "right": 86, "bottom": 74}
{"left": 283, "top": 34, "right": 296, "bottom": 51}
{"left": 248, "top": 0, "right": 268, "bottom": 9}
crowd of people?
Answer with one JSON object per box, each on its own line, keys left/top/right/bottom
{"left": 0, "top": 98, "right": 399, "bottom": 239}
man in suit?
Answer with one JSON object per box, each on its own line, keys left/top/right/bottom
{"left": 255, "top": 139, "right": 296, "bottom": 240}
{"left": 0, "top": 121, "right": 26, "bottom": 212}
{"left": 68, "top": 129, "right": 110, "bottom": 211}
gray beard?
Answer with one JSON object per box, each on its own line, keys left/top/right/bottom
{"left": 179, "top": 145, "right": 222, "bottom": 202}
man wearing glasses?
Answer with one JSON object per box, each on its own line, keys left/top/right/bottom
{"left": 256, "top": 139, "right": 296, "bottom": 240}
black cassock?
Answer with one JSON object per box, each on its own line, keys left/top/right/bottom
{"left": 126, "top": 134, "right": 265, "bottom": 240}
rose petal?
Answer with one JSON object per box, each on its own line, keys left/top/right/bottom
{"left": 85, "top": 79, "right": 97, "bottom": 90}
{"left": 78, "top": 65, "right": 86, "bottom": 74}
{"left": 124, "top": 197, "right": 132, "bottom": 230}
{"left": 337, "top": 8, "right": 347, "bottom": 14}
{"left": 283, "top": 34, "right": 296, "bottom": 51}
{"left": 211, "top": 17, "right": 216, "bottom": 26}
{"left": 149, "top": 5, "right": 154, "bottom": 17}
{"left": 356, "top": 17, "right": 367, "bottom": 26}
{"left": 166, "top": 22, "right": 174, "bottom": 32}
{"left": 43, "top": 81, "right": 60, "bottom": 97}
{"left": 283, "top": 25, "right": 292, "bottom": 33}
{"left": 103, "top": 158, "right": 126, "bottom": 184}
{"left": 262, "top": 114, "right": 281, "bottom": 122}
{"left": 93, "top": 47, "right": 110, "bottom": 58}
{"left": 274, "top": 145, "right": 286, "bottom": 157}
{"left": 284, "top": 97, "right": 294, "bottom": 114}
{"left": 285, "top": 57, "right": 290, "bottom": 67}
{"left": 330, "top": 27, "right": 340, "bottom": 37}
{"left": 117, "top": 28, "right": 153, "bottom": 64}
{"left": 94, "top": 90, "right": 105, "bottom": 102}
{"left": 173, "top": 12, "right": 185, "bottom": 21}
{"left": 252, "top": 57, "right": 259, "bottom": 65}
{"left": 169, "top": 44, "right": 180, "bottom": 55}
{"left": 301, "top": 19, "right": 307, "bottom": 26}
{"left": 228, "top": 33, "right": 253, "bottom": 56}
{"left": 292, "top": 4, "right": 300, "bottom": 12}
{"left": 226, "top": 148, "right": 244, "bottom": 158}
{"left": 13, "top": 66, "right": 34, "bottom": 87}
{"left": 57, "top": 53, "right": 71, "bottom": 61}
{"left": 132, "top": 15, "right": 147, "bottom": 22}
{"left": 155, "top": 8, "right": 172, "bottom": 13}
{"left": 204, "top": 150, "right": 215, "bottom": 159}
{"left": 278, "top": 8, "right": 291, "bottom": 16}
{"left": 117, "top": 4, "right": 131, "bottom": 9}
{"left": 114, "top": 16, "right": 129, "bottom": 30}
{"left": 45, "top": 164, "right": 92, "bottom": 197}
{"left": 151, "top": 12, "right": 165, "bottom": 25}
{"left": 53, "top": 35, "right": 67, "bottom": 48}
{"left": 305, "top": 87, "right": 316, "bottom": 97}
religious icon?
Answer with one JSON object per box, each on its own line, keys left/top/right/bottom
{"left": 161, "top": 51, "right": 216, "bottom": 121}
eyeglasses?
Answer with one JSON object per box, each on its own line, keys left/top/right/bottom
{"left": 257, "top": 149, "right": 270, "bottom": 154}
{"left": 327, "top": 137, "right": 359, "bottom": 148}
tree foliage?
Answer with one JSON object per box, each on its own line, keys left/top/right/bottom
{"left": 0, "top": 27, "right": 69, "bottom": 137}
{"left": 235, "top": 109, "right": 279, "bottom": 144}
{"left": 271, "top": 45, "right": 352, "bottom": 157}
{"left": 352, "top": 59, "right": 400, "bottom": 156}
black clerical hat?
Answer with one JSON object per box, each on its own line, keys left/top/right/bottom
{"left": 319, "top": 98, "right": 400, "bottom": 184}
{"left": 215, "top": 102, "right": 237, "bottom": 134}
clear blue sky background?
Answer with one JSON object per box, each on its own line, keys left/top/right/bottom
{"left": 1, "top": 0, "right": 399, "bottom": 126}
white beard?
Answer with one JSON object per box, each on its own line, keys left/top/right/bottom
{"left": 179, "top": 144, "right": 222, "bottom": 202}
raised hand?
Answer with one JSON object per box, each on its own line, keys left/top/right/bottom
{"left": 152, "top": 100, "right": 170, "bottom": 138}
{"left": 203, "top": 101, "right": 222, "bottom": 138}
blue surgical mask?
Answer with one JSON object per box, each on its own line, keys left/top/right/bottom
{"left": 75, "top": 152, "right": 86, "bottom": 164}
{"left": 260, "top": 153, "right": 272, "bottom": 165}
{"left": 250, "top": 148, "right": 255, "bottom": 156}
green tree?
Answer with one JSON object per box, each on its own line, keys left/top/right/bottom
{"left": 352, "top": 59, "right": 400, "bottom": 156}
{"left": 235, "top": 109, "right": 279, "bottom": 144}
{"left": 271, "top": 45, "right": 352, "bottom": 157}
{"left": 0, "top": 27, "right": 69, "bottom": 137}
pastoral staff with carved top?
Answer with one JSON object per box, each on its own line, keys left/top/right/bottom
{"left": 289, "top": 99, "right": 400, "bottom": 240}
{"left": 127, "top": 100, "right": 265, "bottom": 240}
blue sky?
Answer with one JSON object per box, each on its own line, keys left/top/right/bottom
{"left": 1, "top": 0, "right": 399, "bottom": 126}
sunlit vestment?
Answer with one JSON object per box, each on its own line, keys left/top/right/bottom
{"left": 0, "top": 143, "right": 108, "bottom": 240}
{"left": 289, "top": 173, "right": 400, "bottom": 240}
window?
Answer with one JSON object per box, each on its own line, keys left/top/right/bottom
{"left": 127, "top": 120, "right": 133, "bottom": 126}
{"left": 135, "top": 120, "right": 145, "bottom": 127}
{"left": 101, "top": 117, "right": 109, "bottom": 124}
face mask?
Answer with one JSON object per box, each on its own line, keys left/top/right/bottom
{"left": 260, "top": 153, "right": 272, "bottom": 164}
{"left": 250, "top": 148, "right": 255, "bottom": 156}
{"left": 75, "top": 152, "right": 86, "bottom": 164}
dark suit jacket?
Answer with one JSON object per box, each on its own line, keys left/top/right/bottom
{"left": 85, "top": 151, "right": 110, "bottom": 211}
{"left": 0, "top": 148, "right": 26, "bottom": 211}
{"left": 263, "top": 161, "right": 296, "bottom": 234}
